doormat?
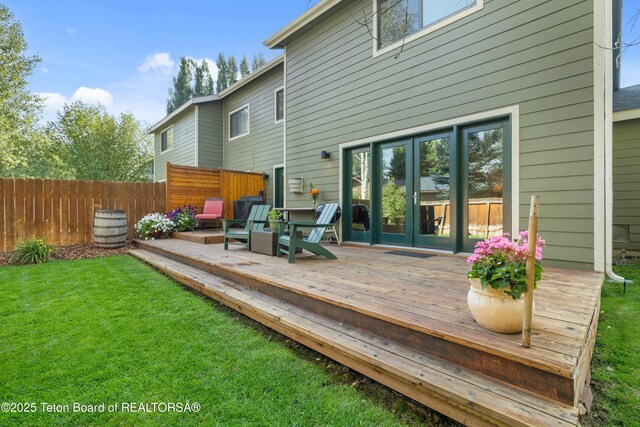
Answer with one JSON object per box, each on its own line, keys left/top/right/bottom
{"left": 384, "top": 250, "right": 435, "bottom": 259}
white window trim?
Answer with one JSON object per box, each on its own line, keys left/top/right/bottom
{"left": 274, "top": 86, "right": 285, "bottom": 124}
{"left": 372, "top": 0, "right": 484, "bottom": 58}
{"left": 228, "top": 103, "right": 250, "bottom": 141}
{"left": 160, "top": 125, "right": 174, "bottom": 154}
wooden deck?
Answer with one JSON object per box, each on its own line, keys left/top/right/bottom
{"left": 131, "top": 238, "right": 603, "bottom": 426}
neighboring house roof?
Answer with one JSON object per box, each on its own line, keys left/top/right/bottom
{"left": 148, "top": 94, "right": 219, "bottom": 134}
{"left": 264, "top": 0, "right": 344, "bottom": 48}
{"left": 613, "top": 84, "right": 640, "bottom": 122}
{"left": 148, "top": 55, "right": 284, "bottom": 135}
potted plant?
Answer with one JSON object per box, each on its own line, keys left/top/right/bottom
{"left": 466, "top": 231, "right": 544, "bottom": 333}
{"left": 267, "top": 208, "right": 283, "bottom": 231}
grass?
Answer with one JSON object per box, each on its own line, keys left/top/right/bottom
{"left": 0, "top": 255, "right": 450, "bottom": 426}
{"left": 586, "top": 262, "right": 640, "bottom": 427}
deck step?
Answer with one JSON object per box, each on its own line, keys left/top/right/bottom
{"left": 133, "top": 239, "right": 581, "bottom": 406}
{"left": 130, "top": 248, "right": 580, "bottom": 427}
{"left": 169, "top": 231, "right": 224, "bottom": 244}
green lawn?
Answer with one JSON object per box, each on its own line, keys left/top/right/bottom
{"left": 0, "top": 255, "right": 444, "bottom": 426}
{"left": 587, "top": 262, "right": 640, "bottom": 427}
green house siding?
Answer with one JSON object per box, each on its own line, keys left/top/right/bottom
{"left": 284, "top": 0, "right": 595, "bottom": 266}
{"left": 613, "top": 118, "right": 640, "bottom": 250}
{"left": 197, "top": 102, "right": 224, "bottom": 170}
{"left": 154, "top": 109, "right": 197, "bottom": 181}
{"left": 223, "top": 64, "right": 284, "bottom": 204}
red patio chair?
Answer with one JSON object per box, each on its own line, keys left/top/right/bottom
{"left": 194, "top": 198, "right": 224, "bottom": 229}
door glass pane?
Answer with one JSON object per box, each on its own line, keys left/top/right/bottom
{"left": 381, "top": 145, "right": 407, "bottom": 234}
{"left": 350, "top": 148, "right": 371, "bottom": 232}
{"left": 418, "top": 137, "right": 450, "bottom": 237}
{"left": 467, "top": 127, "right": 503, "bottom": 239}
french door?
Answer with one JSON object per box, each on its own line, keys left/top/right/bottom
{"left": 344, "top": 118, "right": 509, "bottom": 252}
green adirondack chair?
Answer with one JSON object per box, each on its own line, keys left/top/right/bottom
{"left": 277, "top": 202, "right": 339, "bottom": 263}
{"left": 223, "top": 204, "right": 271, "bottom": 250}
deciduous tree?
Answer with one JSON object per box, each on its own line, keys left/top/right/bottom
{"left": 166, "top": 57, "right": 193, "bottom": 114}
{"left": 50, "top": 101, "right": 152, "bottom": 182}
{"left": 240, "top": 55, "right": 250, "bottom": 78}
{"left": 251, "top": 53, "right": 266, "bottom": 71}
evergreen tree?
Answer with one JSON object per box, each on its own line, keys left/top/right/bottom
{"left": 216, "top": 53, "right": 228, "bottom": 93}
{"left": 166, "top": 57, "right": 193, "bottom": 114}
{"left": 227, "top": 56, "right": 238, "bottom": 86}
{"left": 240, "top": 55, "right": 250, "bottom": 78}
{"left": 251, "top": 53, "right": 266, "bottom": 71}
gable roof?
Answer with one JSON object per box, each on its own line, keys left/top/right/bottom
{"left": 264, "top": 0, "right": 344, "bottom": 48}
{"left": 148, "top": 95, "right": 219, "bottom": 134}
{"left": 148, "top": 55, "right": 285, "bottom": 135}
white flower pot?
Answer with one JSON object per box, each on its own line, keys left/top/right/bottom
{"left": 467, "top": 278, "right": 534, "bottom": 334}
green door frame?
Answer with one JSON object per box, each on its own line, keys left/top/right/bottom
{"left": 274, "top": 167, "right": 284, "bottom": 209}
{"left": 375, "top": 139, "right": 413, "bottom": 246}
{"left": 412, "top": 131, "right": 455, "bottom": 250}
{"left": 341, "top": 116, "right": 511, "bottom": 252}
{"left": 343, "top": 146, "right": 372, "bottom": 243}
{"left": 459, "top": 119, "right": 511, "bottom": 252}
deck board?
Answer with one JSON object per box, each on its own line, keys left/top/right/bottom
{"left": 134, "top": 237, "right": 602, "bottom": 413}
{"left": 131, "top": 247, "right": 581, "bottom": 426}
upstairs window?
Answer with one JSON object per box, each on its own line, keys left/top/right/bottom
{"left": 275, "top": 88, "right": 284, "bottom": 123}
{"left": 229, "top": 104, "right": 250, "bottom": 140}
{"left": 377, "top": 0, "right": 477, "bottom": 49}
{"left": 161, "top": 126, "right": 173, "bottom": 152}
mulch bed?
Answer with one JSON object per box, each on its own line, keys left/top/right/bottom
{"left": 0, "top": 241, "right": 135, "bottom": 267}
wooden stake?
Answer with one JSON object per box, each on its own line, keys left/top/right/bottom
{"left": 522, "top": 194, "right": 540, "bottom": 348}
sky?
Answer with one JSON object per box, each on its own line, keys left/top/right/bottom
{"left": 5, "top": 1, "right": 640, "bottom": 127}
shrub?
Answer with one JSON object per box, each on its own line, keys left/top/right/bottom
{"left": 12, "top": 238, "right": 55, "bottom": 265}
{"left": 135, "top": 213, "right": 175, "bottom": 240}
{"left": 167, "top": 205, "right": 197, "bottom": 232}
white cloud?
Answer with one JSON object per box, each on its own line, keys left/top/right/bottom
{"left": 41, "top": 67, "right": 49, "bottom": 74}
{"left": 71, "top": 87, "right": 113, "bottom": 106}
{"left": 38, "top": 92, "right": 67, "bottom": 123}
{"left": 67, "top": 27, "right": 77, "bottom": 35}
{"left": 138, "top": 52, "right": 174, "bottom": 74}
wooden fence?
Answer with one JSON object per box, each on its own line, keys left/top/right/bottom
{"left": 166, "top": 163, "right": 265, "bottom": 219}
{"left": 0, "top": 178, "right": 165, "bottom": 251}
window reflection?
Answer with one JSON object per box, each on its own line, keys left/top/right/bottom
{"left": 467, "top": 128, "right": 503, "bottom": 239}
{"left": 381, "top": 145, "right": 406, "bottom": 234}
{"left": 418, "top": 137, "right": 450, "bottom": 237}
{"left": 351, "top": 148, "right": 371, "bottom": 232}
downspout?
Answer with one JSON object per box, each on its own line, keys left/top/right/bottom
{"left": 603, "top": 0, "right": 628, "bottom": 284}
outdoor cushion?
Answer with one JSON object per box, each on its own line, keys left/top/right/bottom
{"left": 195, "top": 199, "right": 223, "bottom": 219}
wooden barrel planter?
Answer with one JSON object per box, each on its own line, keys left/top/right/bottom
{"left": 93, "top": 209, "right": 127, "bottom": 248}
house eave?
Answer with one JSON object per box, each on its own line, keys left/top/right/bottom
{"left": 613, "top": 108, "right": 640, "bottom": 122}
{"left": 263, "top": 0, "right": 343, "bottom": 48}
{"left": 217, "top": 55, "right": 284, "bottom": 99}
{"left": 148, "top": 94, "right": 220, "bottom": 134}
